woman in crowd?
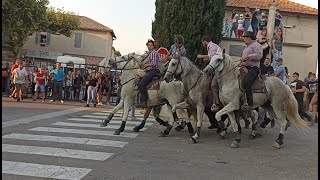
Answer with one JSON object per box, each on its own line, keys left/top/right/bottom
{"left": 73, "top": 70, "right": 83, "bottom": 101}
{"left": 257, "top": 28, "right": 270, "bottom": 67}
{"left": 86, "top": 72, "right": 98, "bottom": 107}
{"left": 65, "top": 71, "right": 73, "bottom": 100}
{"left": 96, "top": 72, "right": 103, "bottom": 105}
{"left": 31, "top": 66, "right": 39, "bottom": 101}
{"left": 272, "top": 28, "right": 283, "bottom": 69}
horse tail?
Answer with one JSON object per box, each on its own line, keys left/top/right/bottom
{"left": 286, "top": 89, "right": 310, "bottom": 132}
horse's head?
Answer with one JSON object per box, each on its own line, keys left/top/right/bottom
{"left": 108, "top": 52, "right": 136, "bottom": 70}
{"left": 203, "top": 48, "right": 226, "bottom": 75}
{"left": 164, "top": 54, "right": 183, "bottom": 83}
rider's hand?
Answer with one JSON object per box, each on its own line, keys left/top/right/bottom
{"left": 240, "top": 55, "right": 248, "bottom": 61}
{"left": 197, "top": 54, "right": 203, "bottom": 59}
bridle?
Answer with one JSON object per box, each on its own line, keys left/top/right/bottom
{"left": 206, "top": 56, "right": 242, "bottom": 80}
{"left": 109, "top": 53, "right": 148, "bottom": 71}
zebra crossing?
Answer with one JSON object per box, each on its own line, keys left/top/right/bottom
{"left": 2, "top": 110, "right": 155, "bottom": 179}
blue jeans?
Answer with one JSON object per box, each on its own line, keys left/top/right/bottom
{"left": 272, "top": 49, "right": 282, "bottom": 69}
{"left": 5, "top": 77, "right": 10, "bottom": 95}
{"left": 229, "top": 23, "right": 238, "bottom": 38}
{"left": 244, "top": 20, "right": 251, "bottom": 34}
{"left": 131, "top": 105, "right": 136, "bottom": 117}
{"left": 251, "top": 24, "right": 258, "bottom": 36}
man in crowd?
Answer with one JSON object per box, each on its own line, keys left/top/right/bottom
{"left": 290, "top": 72, "right": 313, "bottom": 125}
{"left": 50, "top": 63, "right": 65, "bottom": 103}
{"left": 274, "top": 58, "right": 285, "bottom": 82}
{"left": 306, "top": 73, "right": 318, "bottom": 123}
{"left": 12, "top": 63, "right": 28, "bottom": 102}
{"left": 10, "top": 59, "right": 20, "bottom": 99}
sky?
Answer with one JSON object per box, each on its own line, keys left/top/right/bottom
{"left": 49, "top": 0, "right": 318, "bottom": 55}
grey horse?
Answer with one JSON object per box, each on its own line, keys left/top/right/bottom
{"left": 203, "top": 49, "right": 309, "bottom": 148}
{"left": 100, "top": 53, "right": 196, "bottom": 137}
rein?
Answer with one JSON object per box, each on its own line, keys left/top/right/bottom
{"left": 209, "top": 60, "right": 242, "bottom": 80}
{"left": 120, "top": 78, "right": 135, "bottom": 87}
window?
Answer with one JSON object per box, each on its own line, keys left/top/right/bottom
{"left": 36, "top": 32, "right": 51, "bottom": 47}
{"left": 74, "top": 33, "right": 82, "bottom": 48}
{"left": 229, "top": 45, "right": 246, "bottom": 57}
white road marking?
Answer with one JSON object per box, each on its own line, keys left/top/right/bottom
{"left": 2, "top": 107, "right": 89, "bottom": 128}
{"left": 82, "top": 115, "right": 156, "bottom": 122}
{"left": 29, "top": 127, "right": 139, "bottom": 138}
{"left": 51, "top": 122, "right": 147, "bottom": 131}
{"left": 2, "top": 144, "right": 113, "bottom": 161}
{"left": 2, "top": 133, "right": 128, "bottom": 148}
{"left": 92, "top": 112, "right": 145, "bottom": 117}
{"left": 67, "top": 118, "right": 154, "bottom": 126}
{"left": 2, "top": 161, "right": 91, "bottom": 180}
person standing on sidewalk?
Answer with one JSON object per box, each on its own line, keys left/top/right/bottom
{"left": 10, "top": 59, "right": 20, "bottom": 99}
{"left": 290, "top": 72, "right": 313, "bottom": 125}
{"left": 86, "top": 72, "right": 98, "bottom": 107}
{"left": 50, "top": 63, "right": 65, "bottom": 103}
{"left": 34, "top": 67, "right": 46, "bottom": 102}
{"left": 73, "top": 70, "right": 83, "bottom": 101}
{"left": 12, "top": 64, "right": 28, "bottom": 102}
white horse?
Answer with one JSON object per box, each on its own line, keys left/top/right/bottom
{"left": 203, "top": 49, "right": 309, "bottom": 148}
{"left": 164, "top": 55, "right": 219, "bottom": 143}
{"left": 100, "top": 53, "right": 196, "bottom": 137}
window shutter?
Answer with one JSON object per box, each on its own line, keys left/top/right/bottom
{"left": 35, "top": 32, "right": 39, "bottom": 44}
{"left": 46, "top": 33, "right": 51, "bottom": 45}
{"left": 74, "top": 33, "right": 82, "bottom": 48}
{"left": 229, "top": 45, "right": 246, "bottom": 57}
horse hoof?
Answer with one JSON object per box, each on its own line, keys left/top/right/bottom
{"left": 159, "top": 131, "right": 167, "bottom": 137}
{"left": 100, "top": 120, "right": 109, "bottom": 127}
{"left": 175, "top": 126, "right": 183, "bottom": 131}
{"left": 248, "top": 134, "right": 256, "bottom": 140}
{"left": 230, "top": 141, "right": 240, "bottom": 148}
{"left": 189, "top": 137, "right": 197, "bottom": 144}
{"left": 272, "top": 142, "right": 281, "bottom": 149}
{"left": 132, "top": 126, "right": 140, "bottom": 132}
{"left": 113, "top": 130, "right": 121, "bottom": 135}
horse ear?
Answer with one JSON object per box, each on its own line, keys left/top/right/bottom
{"left": 173, "top": 53, "right": 181, "bottom": 60}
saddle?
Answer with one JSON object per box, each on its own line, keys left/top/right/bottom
{"left": 238, "top": 66, "right": 267, "bottom": 93}
{"left": 134, "top": 75, "right": 163, "bottom": 90}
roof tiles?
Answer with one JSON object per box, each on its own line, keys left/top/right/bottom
{"left": 226, "top": 0, "right": 318, "bottom": 15}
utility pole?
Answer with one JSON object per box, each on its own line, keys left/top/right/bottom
{"left": 266, "top": 1, "right": 279, "bottom": 58}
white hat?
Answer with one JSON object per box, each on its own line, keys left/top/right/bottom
{"left": 261, "top": 12, "right": 266, "bottom": 16}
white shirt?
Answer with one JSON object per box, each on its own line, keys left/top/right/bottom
{"left": 232, "top": 14, "right": 239, "bottom": 23}
{"left": 13, "top": 68, "right": 28, "bottom": 84}
{"left": 238, "top": 19, "right": 244, "bottom": 29}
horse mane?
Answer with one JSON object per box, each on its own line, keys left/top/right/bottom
{"left": 222, "top": 53, "right": 240, "bottom": 77}
{"left": 180, "top": 56, "right": 204, "bottom": 75}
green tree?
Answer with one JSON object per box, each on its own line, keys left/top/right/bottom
{"left": 112, "top": 47, "right": 122, "bottom": 57}
{"left": 152, "top": 0, "right": 226, "bottom": 68}
{"left": 2, "top": 0, "right": 80, "bottom": 57}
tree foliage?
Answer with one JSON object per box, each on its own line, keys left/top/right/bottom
{"left": 2, "top": 0, "right": 80, "bottom": 56}
{"left": 112, "top": 47, "right": 122, "bottom": 57}
{"left": 152, "top": 0, "right": 226, "bottom": 68}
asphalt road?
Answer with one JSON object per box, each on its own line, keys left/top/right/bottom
{"left": 2, "top": 98, "right": 318, "bottom": 180}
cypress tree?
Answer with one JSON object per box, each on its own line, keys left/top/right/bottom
{"left": 152, "top": 0, "right": 226, "bottom": 68}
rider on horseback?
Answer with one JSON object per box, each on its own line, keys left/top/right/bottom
{"left": 197, "top": 36, "right": 222, "bottom": 112}
{"left": 138, "top": 39, "right": 161, "bottom": 108}
{"left": 240, "top": 31, "right": 263, "bottom": 110}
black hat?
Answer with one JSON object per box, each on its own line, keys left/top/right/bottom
{"left": 243, "top": 31, "right": 256, "bottom": 40}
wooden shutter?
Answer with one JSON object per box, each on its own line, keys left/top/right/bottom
{"left": 35, "top": 32, "right": 39, "bottom": 44}
{"left": 46, "top": 33, "right": 51, "bottom": 45}
{"left": 74, "top": 33, "right": 82, "bottom": 48}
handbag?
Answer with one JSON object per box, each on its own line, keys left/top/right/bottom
{"left": 261, "top": 41, "right": 270, "bottom": 50}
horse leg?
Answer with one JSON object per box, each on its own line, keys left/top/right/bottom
{"left": 190, "top": 105, "right": 205, "bottom": 143}
{"left": 249, "top": 110, "right": 259, "bottom": 139}
{"left": 228, "top": 112, "right": 241, "bottom": 148}
{"left": 215, "top": 103, "right": 238, "bottom": 139}
{"left": 172, "top": 101, "right": 189, "bottom": 113}
{"left": 159, "top": 104, "right": 175, "bottom": 137}
{"left": 272, "top": 110, "right": 287, "bottom": 149}
{"left": 153, "top": 105, "right": 168, "bottom": 127}
{"left": 100, "top": 99, "right": 124, "bottom": 127}
{"left": 175, "top": 109, "right": 187, "bottom": 131}
{"left": 133, "top": 106, "right": 152, "bottom": 132}
{"left": 114, "top": 99, "right": 130, "bottom": 135}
